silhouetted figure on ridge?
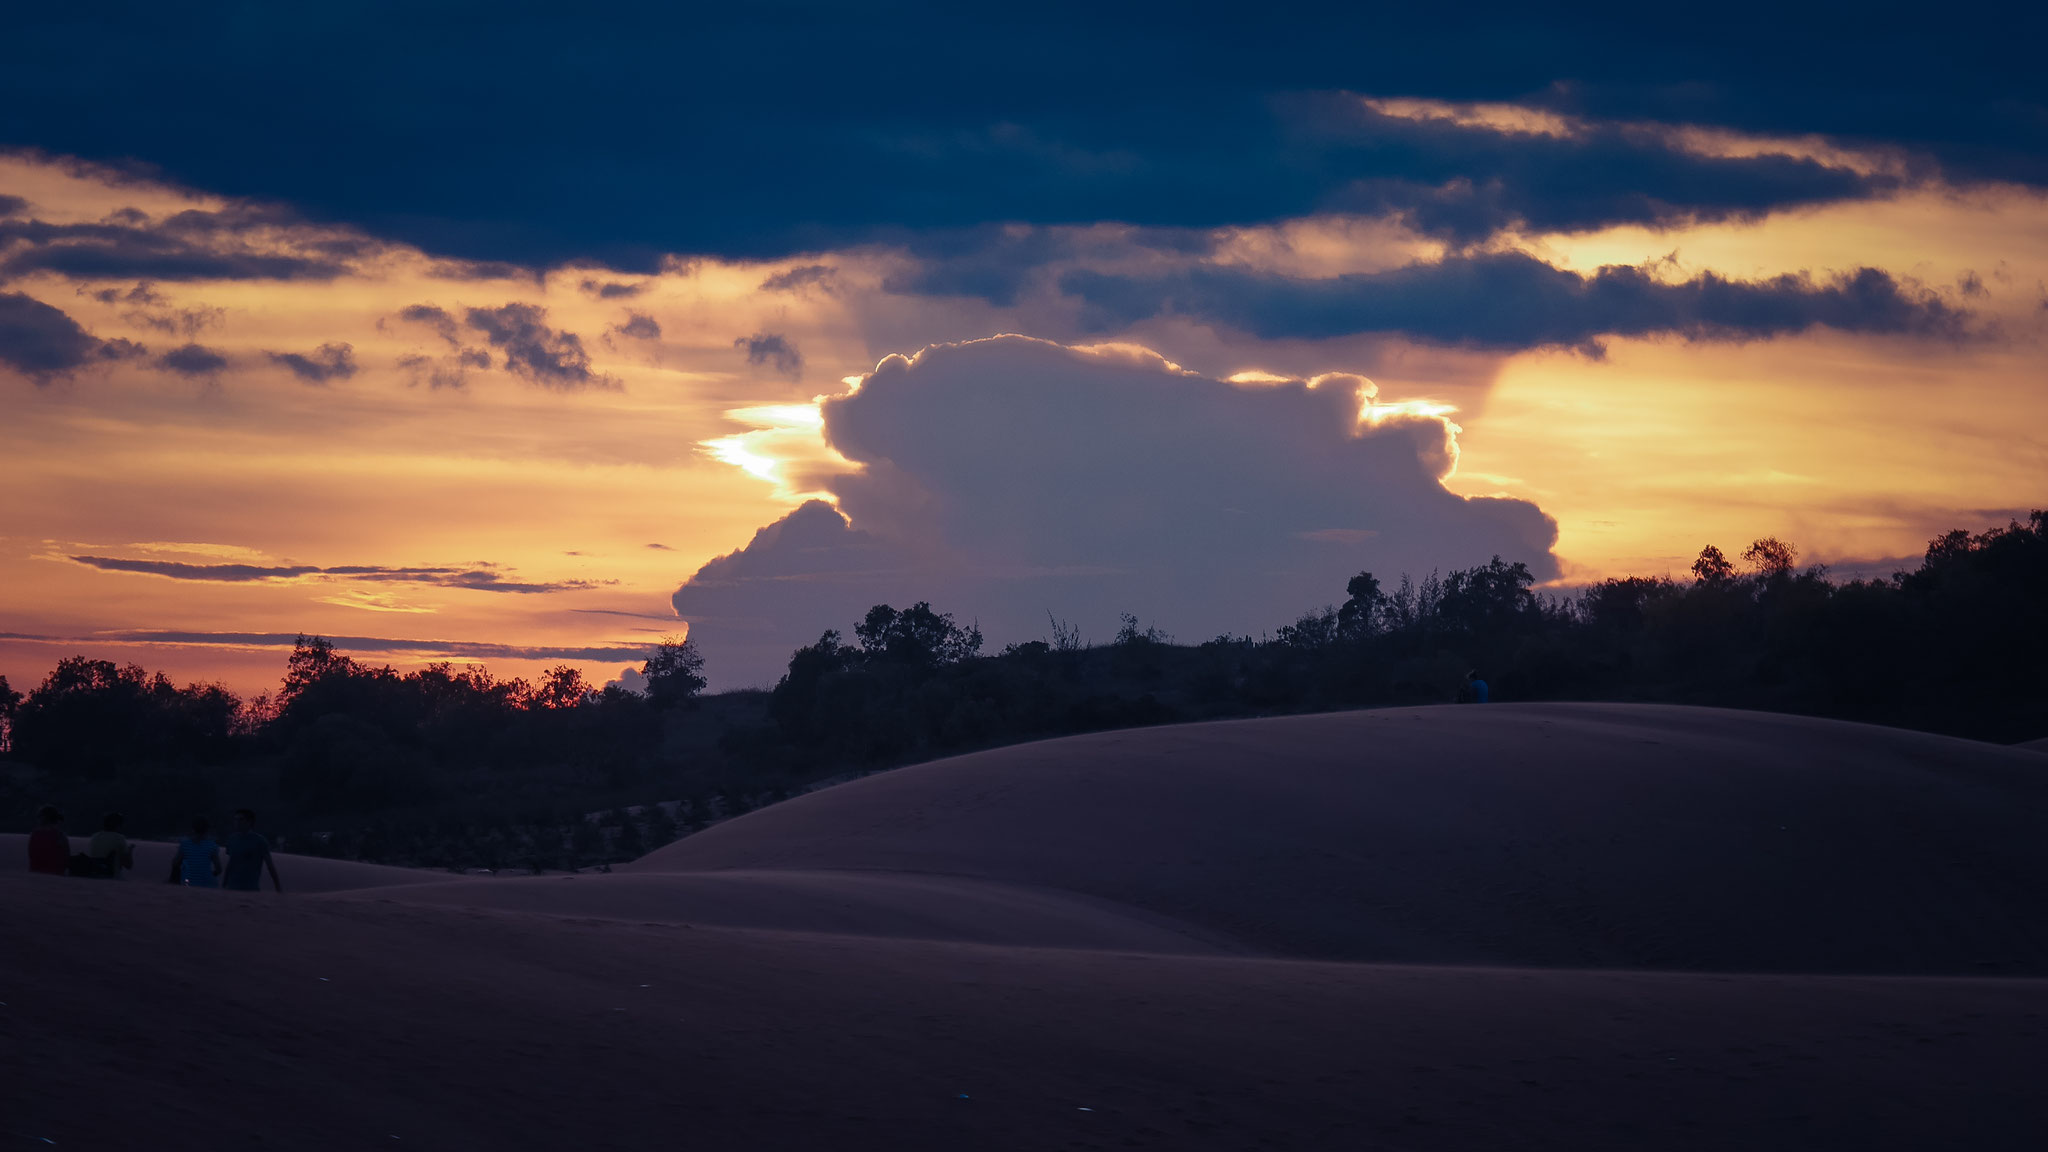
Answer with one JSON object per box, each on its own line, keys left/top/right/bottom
{"left": 170, "top": 816, "right": 221, "bottom": 887}
{"left": 27, "top": 806, "right": 68, "bottom": 875}
{"left": 222, "top": 808, "right": 282, "bottom": 893}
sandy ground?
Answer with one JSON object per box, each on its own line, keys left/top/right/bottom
{"left": 6, "top": 703, "right": 2047, "bottom": 1150}
{"left": 640, "top": 704, "right": 2048, "bottom": 974}
{"left": 1, "top": 835, "right": 460, "bottom": 894}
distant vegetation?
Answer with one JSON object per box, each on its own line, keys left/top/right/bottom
{"left": 4, "top": 513, "right": 2043, "bottom": 870}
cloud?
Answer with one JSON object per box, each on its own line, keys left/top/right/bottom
{"left": 674, "top": 335, "right": 1557, "bottom": 686}
{"left": 612, "top": 312, "right": 661, "bottom": 340}
{"left": 398, "top": 345, "right": 490, "bottom": 390}
{"left": 93, "top": 630, "right": 651, "bottom": 662}
{"left": 18, "top": 6, "right": 2010, "bottom": 270}
{"left": 734, "top": 331, "right": 801, "bottom": 377}
{"left": 87, "top": 281, "right": 222, "bottom": 335}
{"left": 154, "top": 341, "right": 228, "bottom": 377}
{"left": 0, "top": 291, "right": 145, "bottom": 381}
{"left": 463, "top": 302, "right": 614, "bottom": 388}
{"left": 1293, "top": 96, "right": 1898, "bottom": 245}
{"left": 878, "top": 224, "right": 1220, "bottom": 307}
{"left": 579, "top": 278, "right": 645, "bottom": 299}
{"left": 426, "top": 257, "right": 531, "bottom": 281}
{"left": 0, "top": 194, "right": 27, "bottom": 217}
{"left": 759, "top": 264, "right": 838, "bottom": 294}
{"left": 1061, "top": 253, "right": 1973, "bottom": 354}
{"left": 397, "top": 303, "right": 460, "bottom": 343}
{"left": 68, "top": 554, "right": 609, "bottom": 594}
{"left": 267, "top": 341, "right": 357, "bottom": 383}
{"left": 0, "top": 207, "right": 352, "bottom": 282}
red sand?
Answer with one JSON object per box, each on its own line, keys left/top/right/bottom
{"left": 6, "top": 703, "right": 2047, "bottom": 1150}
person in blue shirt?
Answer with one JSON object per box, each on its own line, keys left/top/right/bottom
{"left": 169, "top": 816, "right": 221, "bottom": 887}
{"left": 1462, "top": 669, "right": 1490, "bottom": 704}
{"left": 222, "top": 808, "right": 282, "bottom": 893}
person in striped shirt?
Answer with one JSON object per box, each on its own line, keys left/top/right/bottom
{"left": 169, "top": 816, "right": 221, "bottom": 888}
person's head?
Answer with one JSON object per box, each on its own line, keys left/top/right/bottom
{"left": 102, "top": 812, "right": 125, "bottom": 832}
{"left": 1465, "top": 669, "right": 1477, "bottom": 682}
{"left": 191, "top": 815, "right": 211, "bottom": 839}
{"left": 233, "top": 808, "right": 256, "bottom": 831}
{"left": 37, "top": 805, "right": 62, "bottom": 826}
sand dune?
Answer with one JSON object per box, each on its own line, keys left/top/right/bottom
{"left": 2019, "top": 735, "right": 2048, "bottom": 754}
{"left": 8, "top": 703, "right": 2047, "bottom": 1150}
{"left": 329, "top": 869, "right": 1226, "bottom": 953}
{"left": 641, "top": 704, "right": 2048, "bottom": 974}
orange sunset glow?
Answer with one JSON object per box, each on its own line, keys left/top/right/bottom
{"left": 6, "top": 140, "right": 2043, "bottom": 693}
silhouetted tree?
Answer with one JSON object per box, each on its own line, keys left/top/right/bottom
{"left": 1742, "top": 537, "right": 1798, "bottom": 579}
{"left": 282, "top": 633, "right": 358, "bottom": 703}
{"left": 11, "top": 657, "right": 241, "bottom": 778}
{"left": 642, "top": 636, "right": 707, "bottom": 708}
{"left": 1114, "top": 612, "right": 1171, "bottom": 646}
{"left": 0, "top": 674, "right": 19, "bottom": 755}
{"left": 1437, "top": 556, "right": 1539, "bottom": 638}
{"left": 529, "top": 666, "right": 592, "bottom": 710}
{"left": 1691, "top": 545, "right": 1736, "bottom": 585}
{"left": 1275, "top": 607, "right": 1341, "bottom": 648}
{"left": 1337, "top": 571, "right": 1387, "bottom": 638}
{"left": 854, "top": 602, "right": 983, "bottom": 671}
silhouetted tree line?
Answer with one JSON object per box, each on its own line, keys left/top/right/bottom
{"left": 5, "top": 515, "right": 2043, "bottom": 867}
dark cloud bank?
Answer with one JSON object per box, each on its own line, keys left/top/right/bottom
{"left": 0, "top": 204, "right": 354, "bottom": 283}
{"left": 674, "top": 336, "right": 1556, "bottom": 686}
{"left": 5, "top": 4, "right": 2037, "bottom": 268}
{"left": 1062, "top": 254, "right": 1972, "bottom": 353}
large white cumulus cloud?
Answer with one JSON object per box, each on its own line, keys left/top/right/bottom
{"left": 674, "top": 336, "right": 1556, "bottom": 686}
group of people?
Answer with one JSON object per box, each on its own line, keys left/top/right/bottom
{"left": 26, "top": 806, "right": 283, "bottom": 892}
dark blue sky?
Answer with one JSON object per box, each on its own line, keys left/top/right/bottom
{"left": 5, "top": 1, "right": 2041, "bottom": 269}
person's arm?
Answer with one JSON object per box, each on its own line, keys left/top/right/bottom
{"left": 168, "top": 846, "right": 183, "bottom": 884}
{"left": 266, "top": 849, "right": 283, "bottom": 893}
{"left": 211, "top": 848, "right": 222, "bottom": 877}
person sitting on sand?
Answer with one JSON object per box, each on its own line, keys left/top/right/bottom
{"left": 86, "top": 812, "right": 135, "bottom": 880}
{"left": 222, "top": 808, "right": 282, "bottom": 893}
{"left": 28, "top": 806, "right": 69, "bottom": 875}
{"left": 1462, "top": 670, "right": 1490, "bottom": 704}
{"left": 170, "top": 816, "right": 222, "bottom": 888}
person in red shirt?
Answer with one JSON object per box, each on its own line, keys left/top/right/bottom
{"left": 27, "top": 806, "right": 69, "bottom": 875}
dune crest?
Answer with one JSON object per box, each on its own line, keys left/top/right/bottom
{"left": 637, "top": 703, "right": 2048, "bottom": 974}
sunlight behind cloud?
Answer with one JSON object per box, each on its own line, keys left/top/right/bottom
{"left": 700, "top": 403, "right": 854, "bottom": 503}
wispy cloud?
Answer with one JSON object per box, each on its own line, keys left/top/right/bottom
{"left": 97, "top": 631, "right": 651, "bottom": 661}
{"left": 66, "top": 554, "right": 611, "bottom": 594}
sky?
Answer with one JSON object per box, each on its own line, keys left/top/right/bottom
{"left": 2, "top": 3, "right": 2045, "bottom": 692}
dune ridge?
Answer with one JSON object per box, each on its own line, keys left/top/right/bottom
{"left": 637, "top": 703, "right": 2048, "bottom": 974}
